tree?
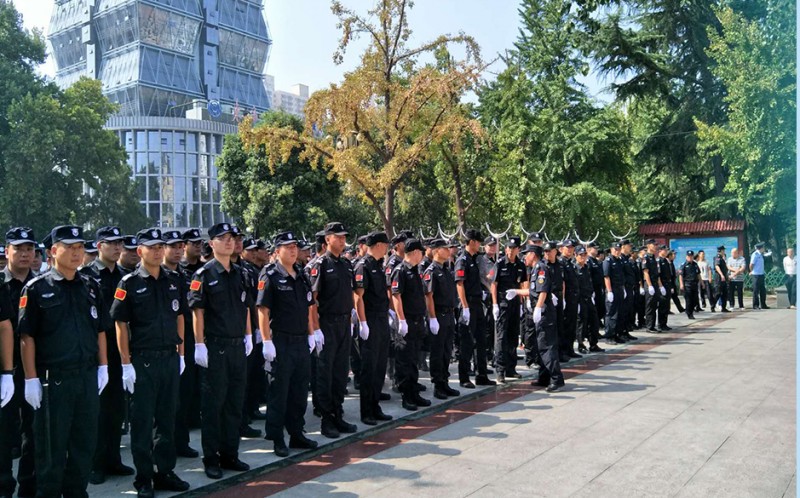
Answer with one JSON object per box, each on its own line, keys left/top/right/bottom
{"left": 239, "top": 0, "right": 483, "bottom": 233}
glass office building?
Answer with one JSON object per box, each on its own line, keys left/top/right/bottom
{"left": 48, "top": 0, "right": 272, "bottom": 229}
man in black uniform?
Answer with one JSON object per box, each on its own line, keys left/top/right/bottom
{"left": 188, "top": 222, "right": 253, "bottom": 479}
{"left": 308, "top": 222, "right": 358, "bottom": 439}
{"left": 490, "top": 236, "right": 526, "bottom": 383}
{"left": 657, "top": 245, "right": 673, "bottom": 331}
{"left": 454, "top": 229, "right": 495, "bottom": 389}
{"left": 423, "top": 238, "right": 461, "bottom": 400}
{"left": 19, "top": 225, "right": 110, "bottom": 498}
{"left": 559, "top": 240, "right": 581, "bottom": 360}
{"left": 390, "top": 239, "right": 431, "bottom": 410}
{"left": 679, "top": 250, "right": 701, "bottom": 320}
{"left": 575, "top": 246, "right": 604, "bottom": 353}
{"left": 256, "top": 231, "right": 319, "bottom": 457}
{"left": 110, "top": 229, "right": 190, "bottom": 497}
{"left": 667, "top": 252, "right": 686, "bottom": 313}
{"left": 353, "top": 232, "right": 394, "bottom": 426}
{"left": 635, "top": 247, "right": 647, "bottom": 328}
{"left": 119, "top": 236, "right": 140, "bottom": 273}
{"left": 0, "top": 228, "right": 37, "bottom": 498}
{"left": 81, "top": 226, "right": 135, "bottom": 485}
{"left": 518, "top": 243, "right": 564, "bottom": 392}
{"left": 619, "top": 240, "right": 638, "bottom": 341}
{"left": 712, "top": 246, "right": 731, "bottom": 313}
{"left": 642, "top": 239, "right": 664, "bottom": 333}
{"left": 586, "top": 243, "right": 605, "bottom": 328}
{"left": 603, "top": 242, "right": 626, "bottom": 344}
{"left": 480, "top": 236, "right": 498, "bottom": 367}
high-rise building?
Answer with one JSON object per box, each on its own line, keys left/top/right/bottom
{"left": 263, "top": 74, "right": 309, "bottom": 119}
{"left": 48, "top": 0, "right": 272, "bottom": 230}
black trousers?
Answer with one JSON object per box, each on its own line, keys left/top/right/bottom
{"left": 577, "top": 298, "right": 600, "bottom": 347}
{"left": 130, "top": 351, "right": 179, "bottom": 485}
{"left": 483, "top": 294, "right": 494, "bottom": 364}
{"left": 752, "top": 275, "right": 767, "bottom": 308}
{"left": 604, "top": 289, "right": 622, "bottom": 339}
{"left": 554, "top": 293, "right": 565, "bottom": 354}
{"left": 713, "top": 280, "right": 729, "bottom": 310}
{"left": 729, "top": 281, "right": 745, "bottom": 308}
{"left": 315, "top": 314, "right": 351, "bottom": 420}
{"left": 684, "top": 285, "right": 699, "bottom": 317}
{"left": 242, "top": 341, "right": 265, "bottom": 425}
{"left": 350, "top": 322, "right": 362, "bottom": 386}
{"left": 706, "top": 280, "right": 717, "bottom": 309}
{"left": 699, "top": 280, "right": 709, "bottom": 307}
{"left": 522, "top": 305, "right": 538, "bottom": 367}
{"left": 359, "top": 313, "right": 389, "bottom": 419}
{"left": 634, "top": 289, "right": 646, "bottom": 327}
{"left": 535, "top": 310, "right": 562, "bottom": 385}
{"left": 594, "top": 286, "right": 605, "bottom": 325}
{"left": 175, "top": 317, "right": 198, "bottom": 451}
{"left": 784, "top": 275, "right": 796, "bottom": 306}
{"left": 493, "top": 299, "right": 520, "bottom": 375}
{"left": 395, "top": 316, "right": 424, "bottom": 397}
{"left": 265, "top": 334, "right": 310, "bottom": 441}
{"left": 621, "top": 287, "right": 634, "bottom": 331}
{"left": 645, "top": 288, "right": 659, "bottom": 329}
{"left": 670, "top": 285, "right": 684, "bottom": 311}
{"left": 92, "top": 361, "right": 124, "bottom": 473}
{"left": 430, "top": 311, "right": 455, "bottom": 385}
{"left": 200, "top": 339, "right": 246, "bottom": 465}
{"left": 34, "top": 366, "right": 98, "bottom": 498}
{"left": 657, "top": 287, "right": 670, "bottom": 328}
{"left": 0, "top": 366, "right": 35, "bottom": 497}
{"left": 458, "top": 297, "right": 487, "bottom": 382}
{"left": 561, "top": 295, "right": 578, "bottom": 355}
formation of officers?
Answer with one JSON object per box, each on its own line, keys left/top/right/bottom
{"left": 0, "top": 221, "right": 758, "bottom": 498}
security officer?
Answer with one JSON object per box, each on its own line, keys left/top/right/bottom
{"left": 0, "top": 228, "right": 37, "bottom": 498}
{"left": 489, "top": 236, "right": 526, "bottom": 383}
{"left": 480, "top": 236, "right": 498, "bottom": 366}
{"left": 559, "top": 240, "right": 581, "bottom": 360}
{"left": 619, "top": 239, "right": 638, "bottom": 341}
{"left": 0, "top": 248, "right": 5, "bottom": 271}
{"left": 180, "top": 229, "right": 204, "bottom": 275}
{"left": 587, "top": 243, "right": 605, "bottom": 327}
{"left": 308, "top": 222, "right": 358, "bottom": 439}
{"left": 390, "top": 239, "right": 431, "bottom": 410}
{"left": 547, "top": 240, "right": 566, "bottom": 361}
{"left": 657, "top": 245, "right": 673, "bottom": 331}
{"left": 667, "top": 252, "right": 686, "bottom": 313}
{"left": 119, "top": 236, "right": 140, "bottom": 273}
{"left": 353, "top": 232, "right": 394, "bottom": 426}
{"left": 110, "top": 229, "right": 190, "bottom": 497}
{"left": 81, "top": 226, "right": 135, "bottom": 485}
{"left": 241, "top": 238, "right": 267, "bottom": 423}
{"left": 516, "top": 243, "right": 564, "bottom": 392}
{"left": 83, "top": 241, "right": 98, "bottom": 267}
{"left": 256, "top": 231, "right": 319, "bottom": 457}
{"left": 575, "top": 246, "right": 603, "bottom": 353}
{"left": 423, "top": 238, "right": 461, "bottom": 400}
{"left": 679, "top": 250, "right": 701, "bottom": 319}
{"left": 0, "top": 282, "right": 12, "bottom": 414}
{"left": 603, "top": 242, "right": 626, "bottom": 344}
{"left": 635, "top": 247, "right": 647, "bottom": 328}
{"left": 18, "top": 225, "right": 110, "bottom": 498}
{"left": 642, "top": 239, "right": 664, "bottom": 332}
{"left": 188, "top": 222, "right": 254, "bottom": 480}
{"left": 454, "top": 229, "right": 495, "bottom": 389}
{"left": 305, "top": 231, "right": 326, "bottom": 418}
{"left": 712, "top": 246, "right": 731, "bottom": 313}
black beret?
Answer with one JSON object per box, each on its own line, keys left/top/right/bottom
{"left": 366, "top": 231, "right": 390, "bottom": 246}
{"left": 405, "top": 238, "right": 424, "bottom": 253}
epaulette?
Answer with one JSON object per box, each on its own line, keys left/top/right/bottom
{"left": 121, "top": 273, "right": 137, "bottom": 282}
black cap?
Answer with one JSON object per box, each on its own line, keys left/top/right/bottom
{"left": 136, "top": 228, "right": 165, "bottom": 247}
{"left": 464, "top": 229, "right": 483, "bottom": 242}
{"left": 6, "top": 227, "right": 36, "bottom": 246}
{"left": 51, "top": 225, "right": 85, "bottom": 245}
{"left": 447, "top": 238, "right": 460, "bottom": 248}
{"left": 42, "top": 233, "right": 52, "bottom": 250}
{"left": 611, "top": 241, "right": 622, "bottom": 249}
{"left": 543, "top": 241, "right": 558, "bottom": 251}
{"left": 0, "top": 247, "right": 4, "bottom": 258}
{"left": 231, "top": 225, "right": 243, "bottom": 237}
{"left": 84, "top": 240, "right": 98, "bottom": 254}
{"left": 575, "top": 246, "right": 587, "bottom": 255}
{"left": 717, "top": 245, "right": 725, "bottom": 251}
{"left": 561, "top": 239, "right": 575, "bottom": 248}
{"left": 314, "top": 231, "right": 326, "bottom": 245}
{"left": 755, "top": 242, "right": 765, "bottom": 249}
{"left": 243, "top": 237, "right": 258, "bottom": 250}
{"left": 208, "top": 223, "right": 234, "bottom": 239}
{"left": 95, "top": 226, "right": 123, "bottom": 242}
{"left": 391, "top": 232, "right": 408, "bottom": 245}
{"left": 483, "top": 236, "right": 498, "bottom": 246}
{"left": 528, "top": 231, "right": 544, "bottom": 241}
{"left": 273, "top": 231, "right": 299, "bottom": 246}
{"left": 182, "top": 228, "right": 203, "bottom": 242}
{"left": 357, "top": 235, "right": 368, "bottom": 245}
{"left": 521, "top": 244, "right": 544, "bottom": 258}
{"left": 507, "top": 236, "right": 522, "bottom": 248}
{"left": 255, "top": 239, "right": 267, "bottom": 250}
{"left": 686, "top": 250, "right": 695, "bottom": 256}
{"left": 323, "top": 222, "right": 348, "bottom": 236}
{"left": 122, "top": 235, "right": 138, "bottom": 250}
{"left": 162, "top": 230, "right": 183, "bottom": 245}
{"left": 428, "top": 238, "right": 448, "bottom": 249}
{"left": 645, "top": 238, "right": 657, "bottom": 245}
{"left": 621, "top": 239, "right": 631, "bottom": 246}
{"left": 366, "top": 231, "right": 390, "bottom": 246}
{"left": 659, "top": 244, "right": 669, "bottom": 250}
{"left": 405, "top": 238, "right": 424, "bottom": 253}
{"left": 587, "top": 241, "right": 598, "bottom": 248}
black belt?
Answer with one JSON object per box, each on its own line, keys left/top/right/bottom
{"left": 405, "top": 314, "right": 426, "bottom": 322}
{"left": 205, "top": 336, "right": 243, "bottom": 346}
{"left": 131, "top": 349, "right": 176, "bottom": 358}
{"left": 38, "top": 363, "right": 94, "bottom": 379}
{"left": 435, "top": 307, "right": 455, "bottom": 314}
{"left": 272, "top": 332, "right": 309, "bottom": 342}
{"left": 320, "top": 313, "right": 351, "bottom": 320}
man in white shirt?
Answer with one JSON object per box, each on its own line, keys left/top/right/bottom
{"left": 783, "top": 248, "right": 796, "bottom": 309}
{"left": 727, "top": 248, "right": 747, "bottom": 310}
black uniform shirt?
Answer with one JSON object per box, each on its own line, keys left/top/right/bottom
{"left": 390, "top": 260, "right": 426, "bottom": 317}
{"left": 79, "top": 258, "right": 125, "bottom": 325}
{"left": 529, "top": 260, "right": 555, "bottom": 315}
{"left": 187, "top": 259, "right": 249, "bottom": 339}
{"left": 657, "top": 257, "right": 671, "bottom": 285}
{"left": 0, "top": 285, "right": 12, "bottom": 323}
{"left": 603, "top": 255, "right": 625, "bottom": 289}
{"left": 621, "top": 254, "right": 636, "bottom": 288}
{"left": 109, "top": 265, "right": 185, "bottom": 351}
{"left": 490, "top": 256, "right": 526, "bottom": 303}
{"left": 354, "top": 255, "right": 389, "bottom": 314}
{"left": 309, "top": 251, "right": 354, "bottom": 315}
{"left": 679, "top": 261, "right": 701, "bottom": 286}
{"left": 454, "top": 252, "right": 483, "bottom": 299}
{"left": 17, "top": 269, "right": 108, "bottom": 369}
{"left": 712, "top": 255, "right": 728, "bottom": 282}
{"left": 643, "top": 253, "right": 660, "bottom": 286}
{"left": 559, "top": 256, "right": 579, "bottom": 296}
{"left": 256, "top": 262, "right": 312, "bottom": 336}
{"left": 587, "top": 256, "right": 604, "bottom": 290}
{"left": 384, "top": 253, "right": 403, "bottom": 286}
{"left": 576, "top": 263, "right": 594, "bottom": 300}
{"left": 547, "top": 258, "right": 564, "bottom": 296}
{"left": 423, "top": 260, "right": 457, "bottom": 310}
{"left": 419, "top": 256, "right": 432, "bottom": 274}
{"left": 1, "top": 267, "right": 35, "bottom": 330}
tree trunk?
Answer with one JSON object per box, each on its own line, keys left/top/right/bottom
{"left": 383, "top": 186, "right": 395, "bottom": 234}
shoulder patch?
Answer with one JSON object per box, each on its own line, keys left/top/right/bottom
{"left": 114, "top": 288, "right": 127, "bottom": 301}
{"left": 189, "top": 280, "right": 202, "bottom": 291}
{"left": 18, "top": 296, "right": 27, "bottom": 309}
{"left": 456, "top": 269, "right": 465, "bottom": 278}
{"left": 310, "top": 267, "right": 319, "bottom": 277}
{"left": 355, "top": 274, "right": 363, "bottom": 282}
{"left": 257, "top": 280, "right": 265, "bottom": 291}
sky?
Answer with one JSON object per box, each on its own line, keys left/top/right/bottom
{"left": 14, "top": 0, "right": 610, "bottom": 98}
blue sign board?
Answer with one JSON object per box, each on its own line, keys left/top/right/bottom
{"left": 669, "top": 236, "right": 740, "bottom": 258}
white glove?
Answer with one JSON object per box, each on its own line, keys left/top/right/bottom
{"left": 461, "top": 307, "right": 471, "bottom": 324}
{"left": 0, "top": 374, "right": 14, "bottom": 408}
{"left": 262, "top": 339, "right": 276, "bottom": 362}
{"left": 607, "top": 292, "right": 614, "bottom": 303}
{"left": 551, "top": 294, "right": 558, "bottom": 307}
{"left": 313, "top": 329, "right": 325, "bottom": 353}
{"left": 359, "top": 321, "right": 370, "bottom": 341}
{"left": 24, "top": 378, "right": 41, "bottom": 410}
{"left": 308, "top": 334, "right": 315, "bottom": 354}
{"left": 624, "top": 288, "right": 627, "bottom": 299}
{"left": 195, "top": 343, "right": 209, "bottom": 368}
{"left": 591, "top": 293, "right": 595, "bottom": 304}
{"left": 244, "top": 335, "right": 253, "bottom": 357}
{"left": 505, "top": 289, "right": 517, "bottom": 300}
{"left": 97, "top": 365, "right": 109, "bottom": 395}
{"left": 648, "top": 286, "right": 655, "bottom": 296}
{"left": 121, "top": 363, "right": 136, "bottom": 394}
{"left": 492, "top": 304, "right": 500, "bottom": 321}
{"left": 180, "top": 355, "right": 185, "bottom": 375}
{"left": 639, "top": 287, "right": 645, "bottom": 296}
{"left": 659, "top": 286, "right": 666, "bottom": 296}
{"left": 562, "top": 297, "right": 566, "bottom": 310}
{"left": 429, "top": 318, "right": 440, "bottom": 335}
{"left": 533, "top": 306, "right": 543, "bottom": 324}
{"left": 398, "top": 320, "right": 408, "bottom": 337}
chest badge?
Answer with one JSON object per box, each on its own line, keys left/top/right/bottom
{"left": 90, "top": 306, "right": 98, "bottom": 319}
{"left": 241, "top": 291, "right": 246, "bottom": 302}
{"left": 172, "top": 299, "right": 179, "bottom": 312}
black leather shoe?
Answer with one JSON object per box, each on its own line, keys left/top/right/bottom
{"left": 614, "top": 337, "right": 627, "bottom": 344}
{"left": 108, "top": 463, "right": 135, "bottom": 476}
{"left": 688, "top": 315, "right": 696, "bottom": 319}
{"left": 532, "top": 377, "right": 549, "bottom": 387}
{"left": 647, "top": 327, "right": 659, "bottom": 333}
{"left": 361, "top": 416, "right": 378, "bottom": 426}
{"left": 559, "top": 355, "right": 571, "bottom": 362}
{"left": 273, "top": 438, "right": 289, "bottom": 457}
{"left": 289, "top": 434, "right": 319, "bottom": 450}
{"left": 136, "top": 482, "right": 154, "bottom": 498}
{"left": 762, "top": 306, "right": 771, "bottom": 309}
{"left": 625, "top": 333, "right": 638, "bottom": 341}
{"left": 415, "top": 383, "right": 427, "bottom": 392}
{"left": 204, "top": 465, "right": 223, "bottom": 480}
{"left": 176, "top": 446, "right": 199, "bottom": 458}
{"left": 153, "top": 471, "right": 190, "bottom": 492}
{"left": 321, "top": 418, "right": 340, "bottom": 439}
{"left": 475, "top": 376, "right": 496, "bottom": 386}
{"left": 546, "top": 383, "right": 562, "bottom": 392}
{"left": 443, "top": 385, "right": 461, "bottom": 396}
{"left": 662, "top": 326, "right": 673, "bottom": 331}
{"left": 506, "top": 371, "right": 522, "bottom": 379}
{"left": 578, "top": 346, "right": 589, "bottom": 354}
{"left": 249, "top": 410, "right": 267, "bottom": 420}
{"left": 333, "top": 417, "right": 357, "bottom": 434}
{"left": 721, "top": 309, "right": 731, "bottom": 313}
{"left": 374, "top": 411, "right": 393, "bottom": 421}
{"left": 240, "top": 425, "right": 262, "bottom": 438}
{"left": 379, "top": 392, "right": 391, "bottom": 401}
{"left": 433, "top": 387, "right": 448, "bottom": 399}
{"left": 589, "top": 345, "right": 605, "bottom": 353}
{"left": 568, "top": 351, "right": 582, "bottom": 358}
{"left": 220, "top": 458, "right": 250, "bottom": 472}
{"left": 460, "top": 381, "right": 475, "bottom": 389}
{"left": 402, "top": 398, "right": 418, "bottom": 411}
{"left": 412, "top": 394, "right": 431, "bottom": 407}
{"left": 89, "top": 470, "right": 106, "bottom": 485}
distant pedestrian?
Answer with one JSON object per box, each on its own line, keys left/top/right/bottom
{"left": 783, "top": 248, "right": 796, "bottom": 309}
